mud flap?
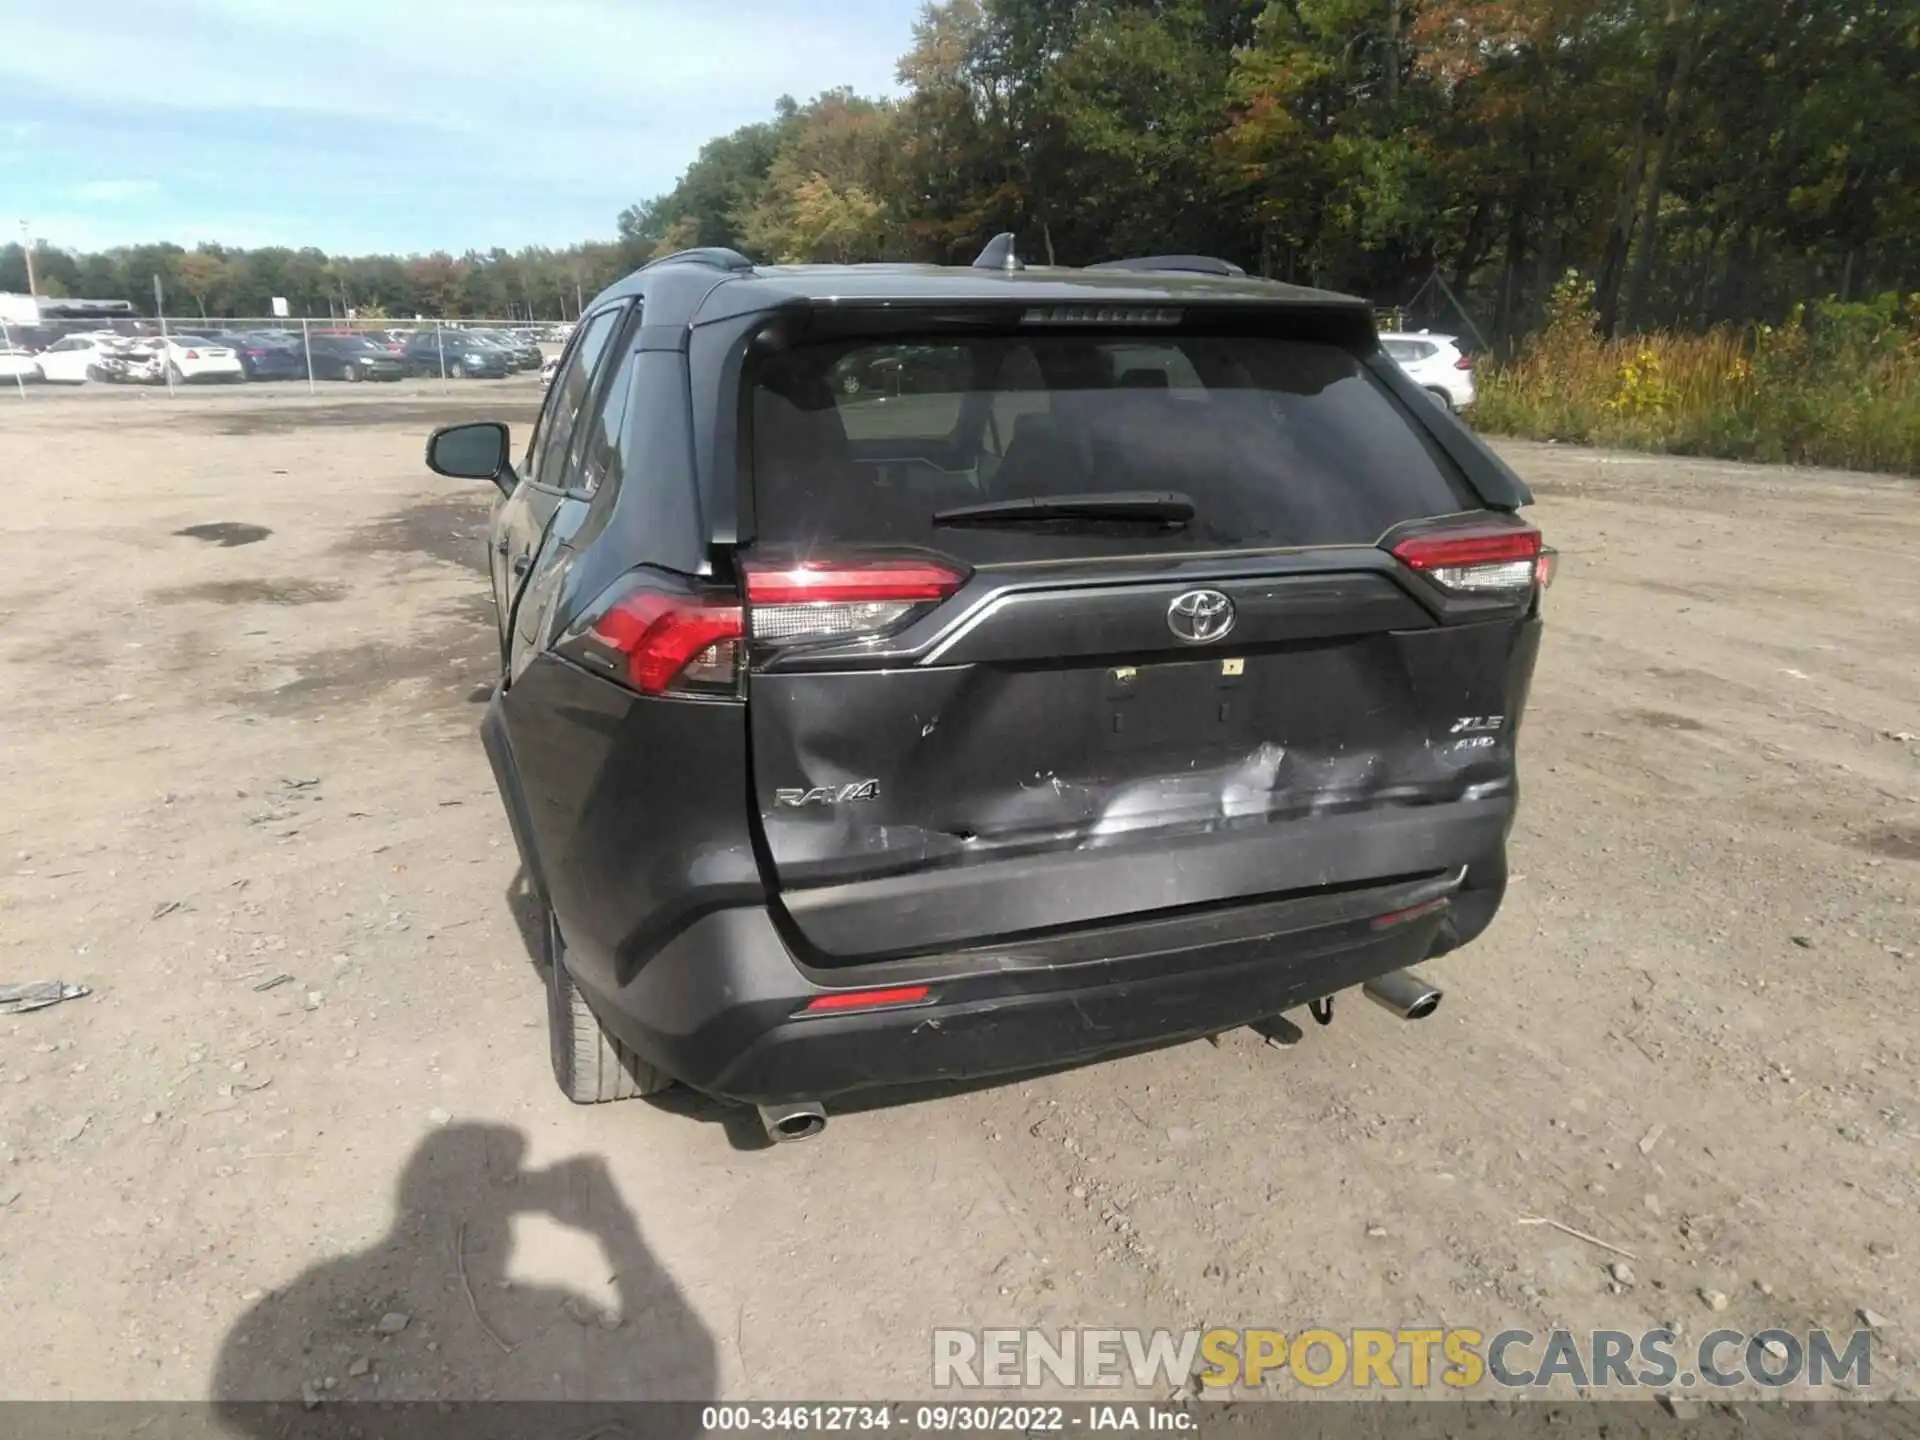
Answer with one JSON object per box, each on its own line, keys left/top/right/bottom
{"left": 1427, "top": 846, "right": 1507, "bottom": 958}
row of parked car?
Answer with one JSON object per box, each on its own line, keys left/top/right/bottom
{"left": 0, "top": 325, "right": 556, "bottom": 385}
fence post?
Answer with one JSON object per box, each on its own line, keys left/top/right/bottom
{"left": 435, "top": 320, "right": 447, "bottom": 388}
{"left": 301, "top": 318, "right": 316, "bottom": 396}
{"left": 1, "top": 321, "right": 25, "bottom": 399}
{"left": 159, "top": 308, "right": 176, "bottom": 397}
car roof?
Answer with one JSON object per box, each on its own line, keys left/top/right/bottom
{"left": 592, "top": 253, "right": 1375, "bottom": 331}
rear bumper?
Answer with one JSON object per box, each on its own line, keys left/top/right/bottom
{"left": 481, "top": 664, "right": 1520, "bottom": 1108}
{"left": 567, "top": 870, "right": 1479, "bottom": 1106}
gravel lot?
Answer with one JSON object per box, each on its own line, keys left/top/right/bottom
{"left": 0, "top": 386, "right": 1915, "bottom": 1406}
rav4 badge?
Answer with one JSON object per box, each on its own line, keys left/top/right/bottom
{"left": 774, "top": 780, "right": 881, "bottom": 808}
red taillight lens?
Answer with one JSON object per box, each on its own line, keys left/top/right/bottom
{"left": 744, "top": 559, "right": 965, "bottom": 646}
{"left": 1454, "top": 352, "right": 1475, "bottom": 370}
{"left": 800, "top": 985, "right": 931, "bottom": 1015}
{"left": 184, "top": 349, "right": 200, "bottom": 360}
{"left": 1390, "top": 519, "right": 1545, "bottom": 596}
{"left": 588, "top": 590, "right": 743, "bottom": 695}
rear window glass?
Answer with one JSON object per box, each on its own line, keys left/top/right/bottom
{"left": 750, "top": 333, "right": 1474, "bottom": 558}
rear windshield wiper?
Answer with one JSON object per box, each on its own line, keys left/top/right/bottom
{"left": 933, "top": 491, "right": 1195, "bottom": 527}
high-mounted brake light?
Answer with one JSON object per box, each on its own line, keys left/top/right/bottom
{"left": 1022, "top": 305, "right": 1183, "bottom": 326}
{"left": 1390, "top": 520, "right": 1546, "bottom": 596}
{"left": 588, "top": 590, "right": 743, "bottom": 695}
{"left": 745, "top": 559, "right": 965, "bottom": 646}
{"left": 800, "top": 985, "right": 932, "bottom": 1015}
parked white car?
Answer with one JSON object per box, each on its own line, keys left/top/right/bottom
{"left": 33, "top": 333, "right": 123, "bottom": 383}
{"left": 1380, "top": 331, "right": 1475, "bottom": 411}
{"left": 0, "top": 344, "right": 42, "bottom": 382}
{"left": 147, "top": 335, "right": 244, "bottom": 383}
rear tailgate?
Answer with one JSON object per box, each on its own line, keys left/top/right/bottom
{"left": 741, "top": 323, "right": 1542, "bottom": 961}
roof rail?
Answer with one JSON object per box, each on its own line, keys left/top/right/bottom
{"left": 972, "top": 233, "right": 1024, "bottom": 272}
{"left": 642, "top": 247, "right": 755, "bottom": 273}
{"left": 1085, "top": 255, "right": 1247, "bottom": 278}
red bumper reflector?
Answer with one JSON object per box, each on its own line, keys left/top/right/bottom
{"left": 1370, "top": 897, "right": 1451, "bottom": 930}
{"left": 801, "top": 985, "right": 932, "bottom": 1015}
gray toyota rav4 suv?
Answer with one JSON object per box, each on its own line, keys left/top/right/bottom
{"left": 426, "top": 239, "right": 1551, "bottom": 1141}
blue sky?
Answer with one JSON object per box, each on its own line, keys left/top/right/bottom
{"left": 0, "top": 0, "right": 919, "bottom": 257}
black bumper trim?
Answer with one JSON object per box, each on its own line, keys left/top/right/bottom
{"left": 567, "top": 873, "right": 1466, "bottom": 1106}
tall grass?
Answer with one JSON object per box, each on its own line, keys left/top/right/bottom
{"left": 1472, "top": 276, "right": 1920, "bottom": 476}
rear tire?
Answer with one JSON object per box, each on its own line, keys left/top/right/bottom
{"left": 545, "top": 909, "right": 670, "bottom": 1103}
{"left": 1425, "top": 386, "right": 1455, "bottom": 412}
{"left": 345, "top": 364, "right": 363, "bottom": 383}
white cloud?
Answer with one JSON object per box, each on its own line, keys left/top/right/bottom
{"left": 2, "top": 0, "right": 908, "bottom": 127}
{"left": 71, "top": 180, "right": 162, "bottom": 203}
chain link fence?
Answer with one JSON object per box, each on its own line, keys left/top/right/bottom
{"left": 0, "top": 314, "right": 571, "bottom": 400}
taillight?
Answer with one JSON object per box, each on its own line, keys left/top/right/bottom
{"left": 185, "top": 349, "right": 200, "bottom": 360}
{"left": 744, "top": 558, "right": 965, "bottom": 646}
{"left": 578, "top": 586, "right": 744, "bottom": 696}
{"left": 1454, "top": 352, "right": 1475, "bottom": 370}
{"left": 1390, "top": 518, "right": 1546, "bottom": 596}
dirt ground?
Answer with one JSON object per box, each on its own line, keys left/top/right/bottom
{"left": 0, "top": 385, "right": 1915, "bottom": 1409}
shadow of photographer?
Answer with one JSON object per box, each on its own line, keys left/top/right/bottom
{"left": 211, "top": 1121, "right": 715, "bottom": 1436}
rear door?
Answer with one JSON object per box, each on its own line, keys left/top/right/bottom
{"left": 495, "top": 303, "right": 626, "bottom": 678}
{"left": 739, "top": 323, "right": 1545, "bottom": 960}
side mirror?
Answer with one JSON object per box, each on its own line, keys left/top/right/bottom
{"left": 426, "top": 421, "right": 513, "bottom": 491}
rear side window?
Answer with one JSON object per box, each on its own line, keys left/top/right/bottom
{"left": 577, "top": 337, "right": 640, "bottom": 498}
{"left": 749, "top": 332, "right": 1475, "bottom": 558}
{"left": 530, "top": 306, "right": 622, "bottom": 489}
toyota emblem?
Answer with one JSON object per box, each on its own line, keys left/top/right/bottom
{"left": 1166, "top": 588, "right": 1235, "bottom": 644}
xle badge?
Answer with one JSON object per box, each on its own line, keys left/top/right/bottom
{"left": 775, "top": 780, "right": 881, "bottom": 808}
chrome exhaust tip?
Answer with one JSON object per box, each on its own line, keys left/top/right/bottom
{"left": 1363, "top": 968, "right": 1444, "bottom": 1021}
{"left": 756, "top": 1101, "right": 827, "bottom": 1143}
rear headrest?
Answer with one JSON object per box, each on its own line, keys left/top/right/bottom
{"left": 754, "top": 385, "right": 853, "bottom": 475}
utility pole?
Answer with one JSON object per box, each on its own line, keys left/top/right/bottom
{"left": 19, "top": 220, "right": 37, "bottom": 296}
{"left": 1385, "top": 0, "right": 1402, "bottom": 104}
